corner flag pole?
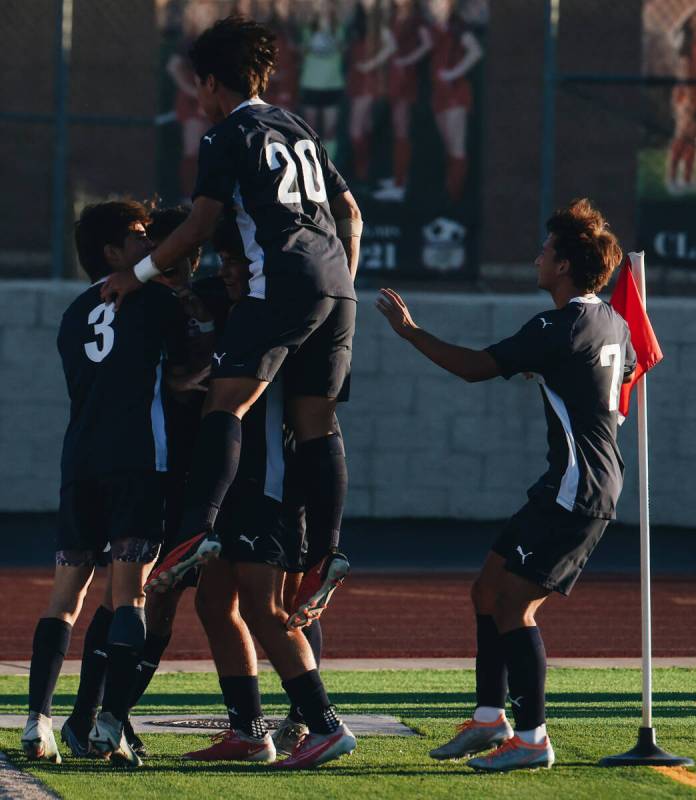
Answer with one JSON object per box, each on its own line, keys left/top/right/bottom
{"left": 600, "top": 252, "right": 692, "bottom": 767}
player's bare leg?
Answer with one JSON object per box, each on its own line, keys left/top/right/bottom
{"left": 184, "top": 558, "right": 275, "bottom": 762}
{"left": 22, "top": 562, "right": 95, "bottom": 763}
{"left": 436, "top": 106, "right": 468, "bottom": 201}
{"left": 236, "top": 562, "right": 355, "bottom": 768}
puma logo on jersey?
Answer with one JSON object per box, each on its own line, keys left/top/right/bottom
{"left": 539, "top": 317, "right": 553, "bottom": 329}
{"left": 516, "top": 545, "right": 533, "bottom": 564}
{"left": 213, "top": 352, "right": 226, "bottom": 366}
{"left": 510, "top": 695, "right": 524, "bottom": 707}
{"left": 203, "top": 134, "right": 216, "bottom": 144}
{"left": 239, "top": 535, "right": 259, "bottom": 550}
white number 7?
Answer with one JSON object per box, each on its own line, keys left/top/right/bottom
{"left": 600, "top": 343, "right": 621, "bottom": 411}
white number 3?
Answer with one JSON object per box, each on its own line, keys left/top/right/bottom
{"left": 84, "top": 302, "right": 115, "bottom": 363}
{"left": 600, "top": 343, "right": 621, "bottom": 411}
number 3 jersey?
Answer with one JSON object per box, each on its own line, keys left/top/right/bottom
{"left": 192, "top": 98, "right": 356, "bottom": 303}
{"left": 57, "top": 281, "right": 188, "bottom": 486}
{"left": 487, "top": 296, "right": 637, "bottom": 519}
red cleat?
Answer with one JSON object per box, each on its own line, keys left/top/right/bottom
{"left": 145, "top": 533, "right": 221, "bottom": 593}
{"left": 286, "top": 553, "right": 350, "bottom": 630}
{"left": 273, "top": 723, "right": 356, "bottom": 769}
{"left": 183, "top": 729, "right": 276, "bottom": 762}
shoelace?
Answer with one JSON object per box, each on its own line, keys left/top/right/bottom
{"left": 210, "top": 730, "right": 235, "bottom": 746}
{"left": 455, "top": 720, "right": 477, "bottom": 733}
{"left": 485, "top": 737, "right": 519, "bottom": 759}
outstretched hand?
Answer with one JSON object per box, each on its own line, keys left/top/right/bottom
{"left": 100, "top": 269, "right": 142, "bottom": 310}
{"left": 375, "top": 288, "right": 419, "bottom": 340}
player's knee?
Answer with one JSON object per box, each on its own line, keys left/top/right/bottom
{"left": 195, "top": 589, "right": 235, "bottom": 631}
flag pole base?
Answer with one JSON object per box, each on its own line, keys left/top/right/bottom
{"left": 600, "top": 727, "right": 694, "bottom": 767}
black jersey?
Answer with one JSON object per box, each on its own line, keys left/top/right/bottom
{"left": 58, "top": 281, "right": 188, "bottom": 485}
{"left": 192, "top": 98, "right": 355, "bottom": 302}
{"left": 487, "top": 296, "right": 637, "bottom": 520}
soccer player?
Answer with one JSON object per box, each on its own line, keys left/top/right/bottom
{"left": 377, "top": 199, "right": 636, "bottom": 772}
{"left": 21, "top": 201, "right": 191, "bottom": 768}
{"left": 100, "top": 17, "right": 361, "bottom": 634}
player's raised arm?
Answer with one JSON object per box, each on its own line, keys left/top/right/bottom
{"left": 100, "top": 197, "right": 222, "bottom": 309}
{"left": 376, "top": 288, "right": 500, "bottom": 382}
{"left": 330, "top": 190, "right": 362, "bottom": 281}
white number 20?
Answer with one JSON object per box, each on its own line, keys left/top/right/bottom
{"left": 84, "top": 302, "right": 115, "bottom": 363}
{"left": 265, "top": 139, "right": 327, "bottom": 205}
{"left": 600, "top": 343, "right": 621, "bottom": 411}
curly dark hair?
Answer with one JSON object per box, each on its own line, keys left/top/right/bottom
{"left": 212, "top": 216, "right": 248, "bottom": 262}
{"left": 546, "top": 198, "right": 623, "bottom": 293}
{"left": 148, "top": 206, "right": 202, "bottom": 272}
{"left": 189, "top": 15, "right": 277, "bottom": 98}
{"left": 74, "top": 200, "right": 149, "bottom": 282}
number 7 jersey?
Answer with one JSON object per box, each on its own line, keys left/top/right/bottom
{"left": 57, "top": 281, "right": 188, "bottom": 486}
{"left": 192, "top": 98, "right": 356, "bottom": 303}
{"left": 486, "top": 296, "right": 637, "bottom": 520}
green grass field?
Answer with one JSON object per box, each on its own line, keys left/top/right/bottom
{"left": 1, "top": 669, "right": 694, "bottom": 799}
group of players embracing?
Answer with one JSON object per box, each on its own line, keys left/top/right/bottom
{"left": 21, "top": 12, "right": 637, "bottom": 776}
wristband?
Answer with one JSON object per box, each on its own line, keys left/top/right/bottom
{"left": 336, "top": 218, "right": 363, "bottom": 238}
{"left": 194, "top": 319, "right": 215, "bottom": 333}
{"left": 133, "top": 255, "right": 161, "bottom": 283}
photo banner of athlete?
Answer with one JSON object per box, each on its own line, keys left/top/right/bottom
{"left": 639, "top": 0, "right": 696, "bottom": 266}
{"left": 155, "top": 0, "right": 489, "bottom": 280}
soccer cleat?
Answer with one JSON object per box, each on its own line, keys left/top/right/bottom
{"left": 124, "top": 717, "right": 147, "bottom": 758}
{"left": 183, "top": 729, "right": 276, "bottom": 762}
{"left": 272, "top": 717, "right": 310, "bottom": 756}
{"left": 273, "top": 723, "right": 356, "bottom": 770}
{"left": 429, "top": 714, "right": 513, "bottom": 760}
{"left": 145, "top": 532, "right": 221, "bottom": 593}
{"left": 60, "top": 716, "right": 91, "bottom": 758}
{"left": 21, "top": 712, "right": 62, "bottom": 764}
{"left": 286, "top": 553, "right": 350, "bottom": 630}
{"left": 88, "top": 711, "right": 143, "bottom": 767}
{"left": 467, "top": 735, "right": 555, "bottom": 772}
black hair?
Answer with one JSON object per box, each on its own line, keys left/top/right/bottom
{"left": 189, "top": 15, "right": 277, "bottom": 97}
{"left": 74, "top": 200, "right": 149, "bottom": 282}
{"left": 212, "top": 217, "right": 248, "bottom": 262}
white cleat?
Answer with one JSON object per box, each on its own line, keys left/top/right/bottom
{"left": 88, "top": 711, "right": 142, "bottom": 768}
{"left": 21, "top": 712, "right": 62, "bottom": 764}
{"left": 430, "top": 715, "right": 513, "bottom": 760}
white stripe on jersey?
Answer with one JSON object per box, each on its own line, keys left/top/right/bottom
{"left": 536, "top": 377, "right": 579, "bottom": 511}
{"left": 263, "top": 380, "right": 285, "bottom": 502}
{"left": 150, "top": 358, "right": 167, "bottom": 472}
{"left": 233, "top": 182, "right": 266, "bottom": 299}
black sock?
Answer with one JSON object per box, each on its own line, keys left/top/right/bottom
{"left": 101, "top": 606, "right": 146, "bottom": 723}
{"left": 282, "top": 669, "right": 339, "bottom": 735}
{"left": 69, "top": 606, "right": 113, "bottom": 733}
{"left": 219, "top": 675, "right": 267, "bottom": 738}
{"left": 500, "top": 626, "right": 547, "bottom": 730}
{"left": 297, "top": 434, "right": 347, "bottom": 568}
{"left": 129, "top": 632, "right": 172, "bottom": 710}
{"left": 28, "top": 618, "right": 72, "bottom": 717}
{"left": 475, "top": 614, "right": 507, "bottom": 709}
{"left": 289, "top": 622, "right": 324, "bottom": 722}
{"left": 179, "top": 411, "right": 242, "bottom": 538}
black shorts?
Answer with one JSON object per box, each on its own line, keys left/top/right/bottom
{"left": 210, "top": 295, "right": 355, "bottom": 399}
{"left": 301, "top": 88, "right": 343, "bottom": 108}
{"left": 216, "top": 479, "right": 307, "bottom": 573}
{"left": 492, "top": 499, "right": 609, "bottom": 596}
{"left": 57, "top": 471, "right": 164, "bottom": 565}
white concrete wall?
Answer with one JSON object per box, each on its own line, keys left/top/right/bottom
{"left": 1, "top": 282, "right": 693, "bottom": 526}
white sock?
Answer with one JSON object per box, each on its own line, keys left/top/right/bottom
{"left": 473, "top": 706, "right": 504, "bottom": 723}
{"left": 516, "top": 724, "right": 547, "bottom": 744}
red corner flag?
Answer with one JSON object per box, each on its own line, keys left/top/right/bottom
{"left": 609, "top": 257, "right": 663, "bottom": 417}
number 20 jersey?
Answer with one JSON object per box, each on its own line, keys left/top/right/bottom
{"left": 486, "top": 296, "right": 637, "bottom": 520}
{"left": 192, "top": 98, "right": 356, "bottom": 303}
{"left": 57, "top": 282, "right": 187, "bottom": 486}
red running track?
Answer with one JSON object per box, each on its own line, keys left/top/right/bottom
{"left": 2, "top": 569, "right": 694, "bottom": 660}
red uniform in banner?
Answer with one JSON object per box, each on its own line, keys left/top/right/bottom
{"left": 265, "top": 29, "right": 299, "bottom": 110}
{"left": 348, "top": 35, "right": 386, "bottom": 99}
{"left": 429, "top": 22, "right": 474, "bottom": 114}
{"left": 388, "top": 15, "right": 423, "bottom": 104}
